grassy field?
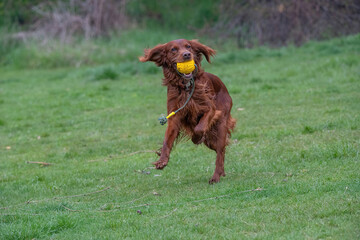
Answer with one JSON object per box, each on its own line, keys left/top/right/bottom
{"left": 0, "top": 33, "right": 359, "bottom": 239}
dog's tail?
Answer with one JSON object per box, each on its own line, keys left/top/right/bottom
{"left": 226, "top": 115, "right": 236, "bottom": 146}
{"left": 227, "top": 115, "right": 236, "bottom": 135}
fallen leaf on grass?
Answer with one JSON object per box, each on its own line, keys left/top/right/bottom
{"left": 26, "top": 161, "right": 52, "bottom": 167}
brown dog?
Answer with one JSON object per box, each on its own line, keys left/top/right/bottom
{"left": 139, "top": 39, "right": 236, "bottom": 183}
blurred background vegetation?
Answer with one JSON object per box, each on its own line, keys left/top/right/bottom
{"left": 1, "top": 0, "right": 359, "bottom": 68}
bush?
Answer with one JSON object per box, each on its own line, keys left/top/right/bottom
{"left": 206, "top": 0, "right": 360, "bottom": 47}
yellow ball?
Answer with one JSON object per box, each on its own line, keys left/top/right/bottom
{"left": 177, "top": 60, "right": 195, "bottom": 74}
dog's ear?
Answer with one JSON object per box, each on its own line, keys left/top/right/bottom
{"left": 190, "top": 40, "right": 216, "bottom": 63}
{"left": 139, "top": 44, "right": 166, "bottom": 66}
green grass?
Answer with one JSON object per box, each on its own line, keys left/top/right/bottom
{"left": 0, "top": 33, "right": 359, "bottom": 239}
{"left": 0, "top": 29, "right": 198, "bottom": 68}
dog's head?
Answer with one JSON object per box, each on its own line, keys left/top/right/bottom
{"left": 139, "top": 39, "right": 216, "bottom": 78}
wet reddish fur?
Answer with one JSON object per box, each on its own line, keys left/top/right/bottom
{"left": 139, "top": 39, "right": 236, "bottom": 183}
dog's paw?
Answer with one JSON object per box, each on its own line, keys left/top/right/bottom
{"left": 152, "top": 160, "right": 168, "bottom": 169}
{"left": 209, "top": 171, "right": 226, "bottom": 184}
{"left": 194, "top": 125, "right": 205, "bottom": 136}
{"left": 191, "top": 133, "right": 205, "bottom": 145}
{"left": 209, "top": 175, "right": 220, "bottom": 184}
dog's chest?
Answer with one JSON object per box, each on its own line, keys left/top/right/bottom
{"left": 181, "top": 87, "right": 216, "bottom": 124}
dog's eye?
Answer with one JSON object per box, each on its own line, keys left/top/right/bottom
{"left": 171, "top": 47, "right": 177, "bottom": 52}
{"left": 186, "top": 45, "right": 191, "bottom": 49}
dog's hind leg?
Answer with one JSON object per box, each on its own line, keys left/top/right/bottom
{"left": 209, "top": 147, "right": 226, "bottom": 184}
{"left": 205, "top": 121, "right": 228, "bottom": 184}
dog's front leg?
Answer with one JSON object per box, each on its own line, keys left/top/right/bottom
{"left": 193, "top": 110, "right": 221, "bottom": 144}
{"left": 153, "top": 118, "right": 180, "bottom": 169}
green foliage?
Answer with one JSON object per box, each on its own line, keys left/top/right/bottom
{"left": 1, "top": 0, "right": 359, "bottom": 51}
{"left": 0, "top": 29, "right": 198, "bottom": 68}
{"left": 93, "top": 67, "right": 119, "bottom": 81}
{"left": 0, "top": 34, "right": 359, "bottom": 239}
{"left": 127, "top": 0, "right": 220, "bottom": 29}
{"left": 0, "top": 0, "right": 43, "bottom": 26}
{"left": 1, "top": 0, "right": 220, "bottom": 30}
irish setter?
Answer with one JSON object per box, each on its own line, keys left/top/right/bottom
{"left": 139, "top": 39, "right": 236, "bottom": 183}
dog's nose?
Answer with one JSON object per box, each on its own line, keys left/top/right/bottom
{"left": 183, "top": 52, "right": 191, "bottom": 60}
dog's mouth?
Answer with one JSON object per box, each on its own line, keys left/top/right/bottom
{"left": 181, "top": 72, "right": 193, "bottom": 79}
{"left": 174, "top": 60, "right": 197, "bottom": 80}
